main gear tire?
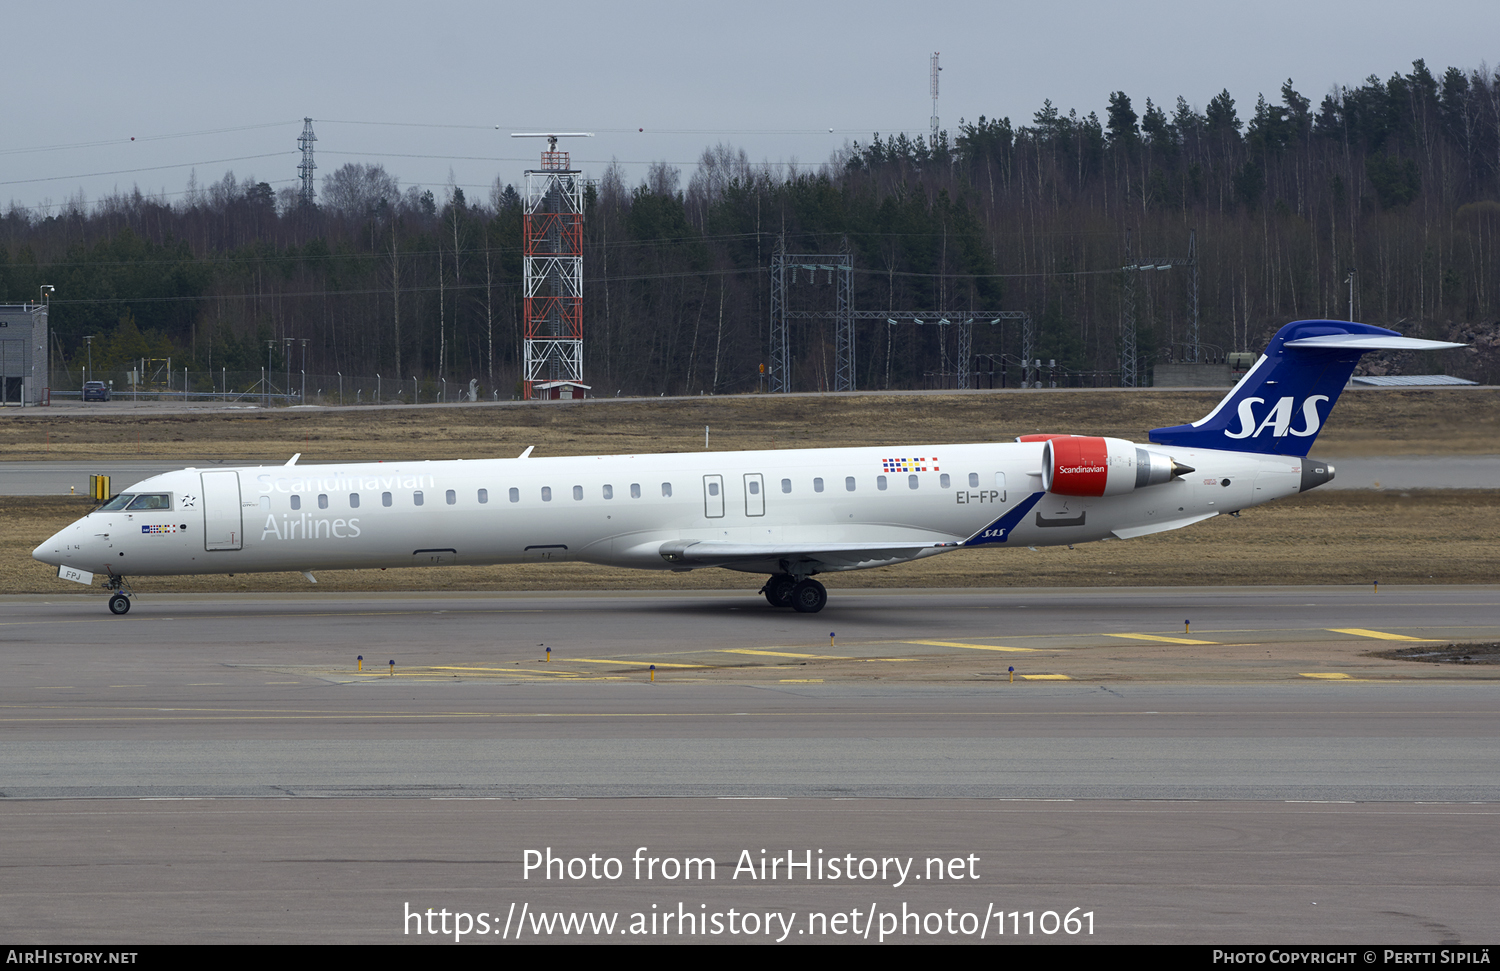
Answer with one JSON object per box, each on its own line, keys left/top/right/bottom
{"left": 790, "top": 579, "right": 828, "bottom": 614}
{"left": 763, "top": 574, "right": 797, "bottom": 608}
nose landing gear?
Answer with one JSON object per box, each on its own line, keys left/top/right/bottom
{"left": 103, "top": 574, "right": 133, "bottom": 615}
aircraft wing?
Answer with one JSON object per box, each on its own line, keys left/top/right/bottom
{"left": 657, "top": 539, "right": 958, "bottom": 571}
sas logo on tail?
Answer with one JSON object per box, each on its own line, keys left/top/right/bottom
{"left": 1224, "top": 395, "right": 1329, "bottom": 440}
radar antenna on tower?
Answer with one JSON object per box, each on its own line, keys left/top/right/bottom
{"left": 510, "top": 132, "right": 594, "bottom": 399}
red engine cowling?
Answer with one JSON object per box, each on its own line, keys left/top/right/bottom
{"left": 1042, "top": 436, "right": 1185, "bottom": 497}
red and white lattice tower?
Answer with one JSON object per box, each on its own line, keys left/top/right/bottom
{"left": 513, "top": 133, "right": 591, "bottom": 398}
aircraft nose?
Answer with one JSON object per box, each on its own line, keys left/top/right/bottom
{"left": 33, "top": 521, "right": 81, "bottom": 567}
{"left": 33, "top": 531, "right": 65, "bottom": 566}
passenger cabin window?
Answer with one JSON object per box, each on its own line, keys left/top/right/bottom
{"left": 350, "top": 493, "right": 360, "bottom": 508}
{"left": 382, "top": 492, "right": 393, "bottom": 507}
{"left": 814, "top": 477, "right": 824, "bottom": 493}
{"left": 414, "top": 491, "right": 424, "bottom": 506}
{"left": 318, "top": 494, "right": 329, "bottom": 509}
{"left": 781, "top": 478, "right": 791, "bottom": 494}
{"left": 748, "top": 480, "right": 760, "bottom": 495}
{"left": 259, "top": 496, "right": 270, "bottom": 511}
{"left": 969, "top": 472, "right": 980, "bottom": 488}
{"left": 446, "top": 489, "right": 456, "bottom": 505}
{"left": 602, "top": 484, "right": 613, "bottom": 500}
{"left": 877, "top": 475, "right": 887, "bottom": 491}
{"left": 940, "top": 473, "right": 951, "bottom": 489}
{"left": 661, "top": 482, "right": 673, "bottom": 497}
{"left": 707, "top": 481, "right": 719, "bottom": 497}
{"left": 573, "top": 485, "right": 583, "bottom": 501}
{"left": 290, "top": 495, "right": 302, "bottom": 510}
{"left": 541, "top": 487, "right": 552, "bottom": 502}
{"left": 630, "top": 483, "right": 641, "bottom": 499}
{"left": 477, "top": 489, "right": 488, "bottom": 504}
{"left": 509, "top": 488, "right": 520, "bottom": 503}
{"left": 909, "top": 475, "right": 919, "bottom": 490}
{"left": 845, "top": 476, "right": 856, "bottom": 492}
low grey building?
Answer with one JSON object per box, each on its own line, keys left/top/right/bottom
{"left": 0, "top": 304, "right": 48, "bottom": 405}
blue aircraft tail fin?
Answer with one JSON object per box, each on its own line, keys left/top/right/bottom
{"left": 1148, "top": 320, "right": 1463, "bottom": 456}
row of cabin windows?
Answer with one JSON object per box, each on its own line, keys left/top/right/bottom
{"left": 267, "top": 471, "right": 991, "bottom": 510}
{"left": 786, "top": 472, "right": 974, "bottom": 493}
{"left": 273, "top": 482, "right": 673, "bottom": 510}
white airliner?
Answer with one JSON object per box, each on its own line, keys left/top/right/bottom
{"left": 34, "top": 320, "right": 1461, "bottom": 615}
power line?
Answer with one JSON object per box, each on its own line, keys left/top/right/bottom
{"left": 0, "top": 121, "right": 300, "bottom": 158}
{"left": 0, "top": 152, "right": 296, "bottom": 187}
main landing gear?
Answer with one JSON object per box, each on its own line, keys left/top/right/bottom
{"left": 760, "top": 574, "right": 827, "bottom": 613}
{"left": 104, "top": 575, "right": 133, "bottom": 615}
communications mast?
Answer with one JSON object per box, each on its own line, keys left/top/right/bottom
{"left": 512, "top": 132, "right": 592, "bottom": 399}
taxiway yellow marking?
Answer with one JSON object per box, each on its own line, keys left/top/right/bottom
{"left": 1021, "top": 674, "right": 1072, "bottom": 680}
{"left": 427, "top": 665, "right": 579, "bottom": 672}
{"left": 1105, "top": 633, "right": 1218, "bottom": 645}
{"left": 721, "top": 649, "right": 836, "bottom": 659}
{"left": 1327, "top": 628, "right": 1430, "bottom": 641}
{"left": 568, "top": 659, "right": 704, "bottom": 668}
{"left": 904, "top": 640, "right": 1039, "bottom": 653}
{"left": 1301, "top": 673, "right": 1353, "bottom": 679}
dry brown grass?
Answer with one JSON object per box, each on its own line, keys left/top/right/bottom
{"left": 3, "top": 386, "right": 1497, "bottom": 463}
{"left": 7, "top": 490, "right": 1496, "bottom": 595}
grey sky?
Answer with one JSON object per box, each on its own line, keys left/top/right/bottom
{"left": 5, "top": 0, "right": 1496, "bottom": 213}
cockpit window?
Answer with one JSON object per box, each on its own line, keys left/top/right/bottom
{"left": 100, "top": 494, "right": 134, "bottom": 511}
{"left": 125, "top": 494, "right": 171, "bottom": 511}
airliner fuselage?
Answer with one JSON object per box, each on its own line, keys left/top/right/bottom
{"left": 31, "top": 320, "right": 1462, "bottom": 615}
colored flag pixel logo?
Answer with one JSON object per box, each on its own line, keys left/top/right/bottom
{"left": 881, "top": 456, "right": 939, "bottom": 472}
{"left": 141, "top": 524, "right": 178, "bottom": 534}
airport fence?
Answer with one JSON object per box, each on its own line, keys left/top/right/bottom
{"left": 47, "top": 369, "right": 514, "bottom": 405}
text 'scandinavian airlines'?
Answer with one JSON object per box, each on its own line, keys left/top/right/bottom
{"left": 35, "top": 321, "right": 1462, "bottom": 614}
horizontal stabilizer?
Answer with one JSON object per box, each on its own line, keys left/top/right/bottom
{"left": 1283, "top": 335, "right": 1465, "bottom": 351}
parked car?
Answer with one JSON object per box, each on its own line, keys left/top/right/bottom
{"left": 82, "top": 381, "right": 110, "bottom": 401}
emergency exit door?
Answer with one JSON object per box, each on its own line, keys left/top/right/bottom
{"left": 703, "top": 475, "right": 724, "bottom": 518}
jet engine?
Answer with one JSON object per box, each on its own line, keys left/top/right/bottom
{"left": 1039, "top": 436, "right": 1193, "bottom": 497}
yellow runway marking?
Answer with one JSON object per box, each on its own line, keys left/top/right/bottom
{"left": 904, "top": 640, "right": 1039, "bottom": 653}
{"left": 721, "top": 649, "right": 837, "bottom": 659}
{"left": 1327, "top": 628, "right": 1432, "bottom": 641}
{"left": 1105, "top": 633, "right": 1218, "bottom": 645}
{"left": 1022, "top": 674, "right": 1072, "bottom": 680}
{"left": 569, "top": 659, "right": 704, "bottom": 668}
{"left": 1302, "top": 673, "right": 1353, "bottom": 679}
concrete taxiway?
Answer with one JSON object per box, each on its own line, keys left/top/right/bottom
{"left": 2, "top": 585, "right": 1497, "bottom": 943}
